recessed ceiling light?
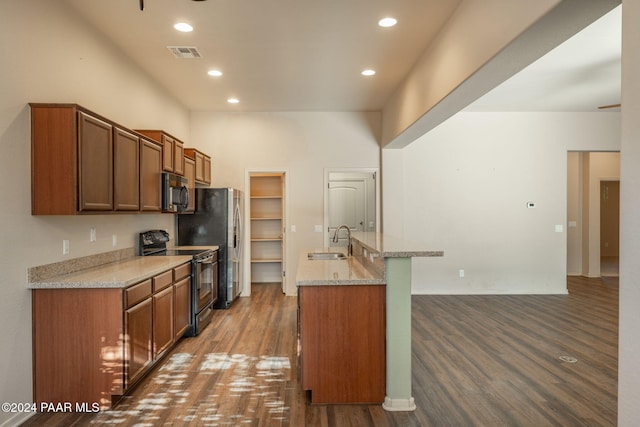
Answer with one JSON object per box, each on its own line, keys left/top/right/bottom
{"left": 378, "top": 17, "right": 397, "bottom": 27}
{"left": 208, "top": 69, "right": 223, "bottom": 77}
{"left": 227, "top": 98, "right": 240, "bottom": 104}
{"left": 174, "top": 22, "right": 193, "bottom": 32}
{"left": 361, "top": 69, "right": 376, "bottom": 76}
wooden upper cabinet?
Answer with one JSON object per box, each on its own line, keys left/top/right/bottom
{"left": 114, "top": 128, "right": 140, "bottom": 211}
{"left": 30, "top": 104, "right": 120, "bottom": 215}
{"left": 140, "top": 138, "right": 162, "bottom": 212}
{"left": 184, "top": 148, "right": 212, "bottom": 185}
{"left": 135, "top": 130, "right": 185, "bottom": 176}
{"left": 162, "top": 134, "right": 174, "bottom": 172}
{"left": 78, "top": 112, "right": 113, "bottom": 211}
{"left": 173, "top": 138, "right": 184, "bottom": 175}
{"left": 203, "top": 154, "right": 211, "bottom": 184}
{"left": 30, "top": 104, "right": 194, "bottom": 215}
{"left": 184, "top": 156, "right": 196, "bottom": 212}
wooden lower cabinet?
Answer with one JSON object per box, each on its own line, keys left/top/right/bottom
{"left": 32, "top": 289, "right": 125, "bottom": 407}
{"left": 174, "top": 277, "right": 191, "bottom": 339}
{"left": 298, "top": 285, "right": 386, "bottom": 404}
{"left": 32, "top": 263, "right": 192, "bottom": 410}
{"left": 125, "top": 297, "right": 153, "bottom": 387}
{"left": 153, "top": 286, "right": 174, "bottom": 358}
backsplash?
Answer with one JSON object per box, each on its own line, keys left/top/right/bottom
{"left": 351, "top": 239, "right": 385, "bottom": 278}
{"left": 28, "top": 247, "right": 135, "bottom": 282}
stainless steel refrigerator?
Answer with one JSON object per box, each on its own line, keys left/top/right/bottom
{"left": 177, "top": 188, "right": 243, "bottom": 309}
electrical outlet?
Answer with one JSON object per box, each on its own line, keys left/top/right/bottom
{"left": 459, "top": 269, "right": 465, "bottom": 278}
{"left": 63, "top": 240, "right": 70, "bottom": 255}
{"left": 90, "top": 228, "right": 96, "bottom": 242}
{"left": 112, "top": 234, "right": 117, "bottom": 247}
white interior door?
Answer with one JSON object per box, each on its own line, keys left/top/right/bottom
{"left": 328, "top": 180, "right": 365, "bottom": 247}
{"left": 324, "top": 170, "right": 377, "bottom": 248}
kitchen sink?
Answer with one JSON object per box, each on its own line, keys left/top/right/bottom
{"left": 307, "top": 252, "right": 347, "bottom": 260}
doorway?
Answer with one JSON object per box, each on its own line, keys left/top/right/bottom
{"left": 324, "top": 169, "right": 379, "bottom": 248}
{"left": 247, "top": 171, "right": 287, "bottom": 295}
{"left": 566, "top": 152, "right": 620, "bottom": 277}
{"left": 600, "top": 180, "right": 619, "bottom": 276}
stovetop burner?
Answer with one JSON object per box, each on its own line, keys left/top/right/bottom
{"left": 139, "top": 230, "right": 213, "bottom": 259}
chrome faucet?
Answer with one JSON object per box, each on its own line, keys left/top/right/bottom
{"left": 332, "top": 224, "right": 352, "bottom": 256}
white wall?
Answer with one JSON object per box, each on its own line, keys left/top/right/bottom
{"left": 618, "top": 0, "right": 640, "bottom": 422}
{"left": 190, "top": 111, "right": 381, "bottom": 295}
{"left": 383, "top": 112, "right": 620, "bottom": 295}
{"left": 0, "top": 3, "right": 189, "bottom": 424}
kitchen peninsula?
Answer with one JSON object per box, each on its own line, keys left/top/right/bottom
{"left": 296, "top": 232, "right": 444, "bottom": 410}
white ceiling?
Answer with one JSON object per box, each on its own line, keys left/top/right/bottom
{"left": 64, "top": 0, "right": 462, "bottom": 112}
{"left": 465, "top": 5, "right": 621, "bottom": 112}
{"left": 63, "top": 0, "right": 621, "bottom": 113}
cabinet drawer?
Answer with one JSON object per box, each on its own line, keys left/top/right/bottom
{"left": 125, "top": 279, "right": 152, "bottom": 309}
{"left": 153, "top": 270, "right": 173, "bottom": 292}
{"left": 174, "top": 262, "right": 191, "bottom": 281}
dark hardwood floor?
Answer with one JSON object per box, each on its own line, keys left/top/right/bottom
{"left": 21, "top": 276, "right": 617, "bottom": 426}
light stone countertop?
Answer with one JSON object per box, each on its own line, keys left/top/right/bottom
{"left": 352, "top": 232, "right": 444, "bottom": 258}
{"left": 28, "top": 256, "right": 193, "bottom": 289}
{"left": 296, "top": 249, "right": 385, "bottom": 286}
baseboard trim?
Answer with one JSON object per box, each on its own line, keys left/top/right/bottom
{"left": 1, "top": 411, "right": 34, "bottom": 427}
{"left": 382, "top": 396, "right": 416, "bottom": 411}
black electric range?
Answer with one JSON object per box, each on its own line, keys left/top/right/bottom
{"left": 139, "top": 230, "right": 218, "bottom": 336}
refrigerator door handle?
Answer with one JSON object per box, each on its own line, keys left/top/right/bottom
{"left": 234, "top": 203, "right": 242, "bottom": 256}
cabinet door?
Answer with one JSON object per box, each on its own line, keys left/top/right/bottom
{"left": 184, "top": 157, "right": 196, "bottom": 212}
{"left": 173, "top": 139, "right": 185, "bottom": 176}
{"left": 174, "top": 276, "right": 191, "bottom": 339}
{"left": 114, "top": 128, "right": 140, "bottom": 211}
{"left": 153, "top": 286, "right": 174, "bottom": 358}
{"left": 194, "top": 151, "right": 205, "bottom": 183}
{"left": 203, "top": 155, "right": 211, "bottom": 184}
{"left": 162, "top": 135, "right": 174, "bottom": 172}
{"left": 299, "top": 285, "right": 385, "bottom": 404}
{"left": 78, "top": 111, "right": 113, "bottom": 211}
{"left": 140, "top": 139, "right": 162, "bottom": 211}
{"left": 125, "top": 298, "right": 153, "bottom": 388}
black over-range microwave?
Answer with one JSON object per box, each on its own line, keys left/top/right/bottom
{"left": 162, "top": 172, "right": 189, "bottom": 212}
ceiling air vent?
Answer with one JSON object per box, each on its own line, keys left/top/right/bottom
{"left": 167, "top": 46, "right": 202, "bottom": 59}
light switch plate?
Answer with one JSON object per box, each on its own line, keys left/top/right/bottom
{"left": 314, "top": 225, "right": 323, "bottom": 233}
